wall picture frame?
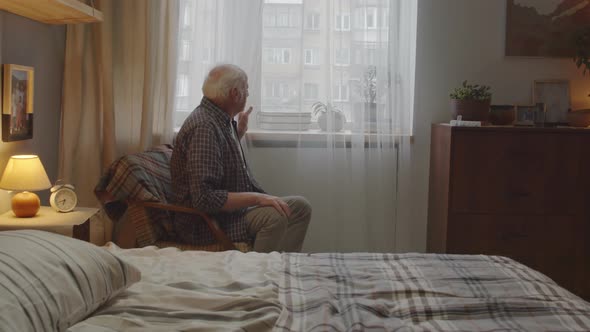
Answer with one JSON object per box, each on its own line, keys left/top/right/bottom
{"left": 505, "top": 1, "right": 589, "bottom": 57}
{"left": 2, "top": 64, "right": 34, "bottom": 142}
{"left": 533, "top": 79, "right": 570, "bottom": 124}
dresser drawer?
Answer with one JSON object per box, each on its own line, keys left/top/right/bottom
{"left": 447, "top": 214, "right": 579, "bottom": 279}
{"left": 450, "top": 132, "right": 582, "bottom": 215}
{"left": 447, "top": 214, "right": 542, "bottom": 268}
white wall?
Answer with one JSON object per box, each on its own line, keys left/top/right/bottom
{"left": 0, "top": 13, "right": 66, "bottom": 213}
{"left": 246, "top": 0, "right": 590, "bottom": 253}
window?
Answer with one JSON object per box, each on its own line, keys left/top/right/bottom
{"left": 283, "top": 49, "right": 291, "bottom": 63}
{"left": 335, "top": 48, "right": 350, "bottom": 66}
{"left": 335, "top": 13, "right": 350, "bottom": 31}
{"left": 265, "top": 81, "right": 290, "bottom": 99}
{"left": 265, "top": 6, "right": 299, "bottom": 28}
{"left": 176, "top": 75, "right": 189, "bottom": 97}
{"left": 175, "top": 0, "right": 417, "bottom": 134}
{"left": 264, "top": 10, "right": 276, "bottom": 27}
{"left": 355, "top": 47, "right": 377, "bottom": 65}
{"left": 304, "top": 49, "right": 319, "bottom": 65}
{"left": 202, "top": 47, "right": 211, "bottom": 63}
{"left": 280, "top": 83, "right": 289, "bottom": 98}
{"left": 366, "top": 8, "right": 377, "bottom": 29}
{"left": 277, "top": 11, "right": 290, "bottom": 27}
{"left": 264, "top": 48, "right": 292, "bottom": 64}
{"left": 182, "top": 7, "right": 192, "bottom": 27}
{"left": 304, "top": 83, "right": 319, "bottom": 100}
{"left": 333, "top": 84, "right": 349, "bottom": 101}
{"left": 180, "top": 41, "right": 191, "bottom": 61}
{"left": 354, "top": 7, "right": 379, "bottom": 29}
{"left": 305, "top": 13, "right": 320, "bottom": 30}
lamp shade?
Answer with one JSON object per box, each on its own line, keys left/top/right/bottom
{"left": 0, "top": 155, "right": 51, "bottom": 191}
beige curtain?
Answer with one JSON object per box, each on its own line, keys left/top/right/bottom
{"left": 59, "top": 0, "right": 179, "bottom": 206}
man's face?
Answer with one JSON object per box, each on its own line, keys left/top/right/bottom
{"left": 235, "top": 80, "right": 249, "bottom": 113}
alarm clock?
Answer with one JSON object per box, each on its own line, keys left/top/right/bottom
{"left": 49, "top": 183, "right": 78, "bottom": 213}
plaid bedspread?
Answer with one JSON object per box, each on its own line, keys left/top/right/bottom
{"left": 276, "top": 253, "right": 590, "bottom": 331}
{"left": 71, "top": 247, "right": 590, "bottom": 331}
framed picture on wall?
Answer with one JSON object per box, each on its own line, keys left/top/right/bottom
{"left": 533, "top": 79, "right": 570, "bottom": 124}
{"left": 505, "top": 0, "right": 589, "bottom": 57}
{"left": 2, "top": 64, "right": 34, "bottom": 142}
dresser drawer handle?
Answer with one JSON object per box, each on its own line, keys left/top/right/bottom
{"left": 506, "top": 191, "right": 531, "bottom": 198}
{"left": 499, "top": 232, "right": 527, "bottom": 241}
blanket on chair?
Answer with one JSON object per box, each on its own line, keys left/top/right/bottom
{"left": 95, "top": 144, "right": 174, "bottom": 245}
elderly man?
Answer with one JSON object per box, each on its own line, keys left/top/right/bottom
{"left": 171, "top": 64, "right": 311, "bottom": 252}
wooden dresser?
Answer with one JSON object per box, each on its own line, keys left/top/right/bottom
{"left": 427, "top": 124, "right": 590, "bottom": 300}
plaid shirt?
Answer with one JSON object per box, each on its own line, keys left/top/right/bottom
{"left": 171, "top": 97, "right": 265, "bottom": 245}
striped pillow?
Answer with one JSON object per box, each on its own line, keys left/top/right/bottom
{"left": 0, "top": 230, "right": 141, "bottom": 332}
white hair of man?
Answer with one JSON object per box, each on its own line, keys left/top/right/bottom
{"left": 202, "top": 64, "right": 248, "bottom": 100}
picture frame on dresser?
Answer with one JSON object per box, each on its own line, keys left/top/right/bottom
{"left": 533, "top": 80, "right": 570, "bottom": 125}
{"left": 514, "top": 103, "right": 545, "bottom": 127}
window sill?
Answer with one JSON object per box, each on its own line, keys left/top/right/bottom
{"left": 246, "top": 129, "right": 411, "bottom": 148}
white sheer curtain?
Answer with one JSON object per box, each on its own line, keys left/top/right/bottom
{"left": 175, "top": 0, "right": 416, "bottom": 252}
{"left": 174, "top": 0, "right": 263, "bottom": 130}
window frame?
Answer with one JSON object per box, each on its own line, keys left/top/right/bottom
{"left": 333, "top": 83, "right": 349, "bottom": 102}
{"left": 335, "top": 13, "right": 350, "bottom": 31}
{"left": 305, "top": 12, "right": 320, "bottom": 30}
{"left": 303, "top": 82, "right": 319, "bottom": 100}
{"left": 334, "top": 47, "right": 350, "bottom": 66}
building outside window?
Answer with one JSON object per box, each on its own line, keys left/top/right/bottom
{"left": 176, "top": 75, "right": 189, "bottom": 97}
{"left": 335, "top": 48, "right": 350, "bottom": 66}
{"left": 366, "top": 7, "right": 378, "bottom": 29}
{"left": 305, "top": 12, "right": 320, "bottom": 30}
{"left": 304, "top": 48, "right": 320, "bottom": 65}
{"left": 180, "top": 40, "right": 191, "bottom": 61}
{"left": 264, "top": 48, "right": 292, "bottom": 64}
{"left": 333, "top": 83, "right": 349, "bottom": 101}
{"left": 335, "top": 13, "right": 350, "bottom": 31}
{"left": 304, "top": 83, "right": 319, "bottom": 100}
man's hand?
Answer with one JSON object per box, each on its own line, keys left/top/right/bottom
{"left": 255, "top": 193, "right": 291, "bottom": 217}
{"left": 223, "top": 192, "right": 291, "bottom": 217}
{"left": 237, "top": 106, "right": 253, "bottom": 139}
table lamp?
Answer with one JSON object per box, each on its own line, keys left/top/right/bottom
{"left": 0, "top": 155, "right": 51, "bottom": 217}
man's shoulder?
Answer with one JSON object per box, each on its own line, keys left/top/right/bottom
{"left": 177, "top": 107, "right": 219, "bottom": 137}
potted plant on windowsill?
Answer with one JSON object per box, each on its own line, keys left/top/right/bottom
{"left": 353, "top": 65, "right": 378, "bottom": 132}
{"left": 312, "top": 101, "right": 346, "bottom": 132}
{"left": 450, "top": 80, "right": 492, "bottom": 123}
{"left": 568, "top": 26, "right": 590, "bottom": 127}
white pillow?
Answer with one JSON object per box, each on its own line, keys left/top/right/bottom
{"left": 0, "top": 230, "right": 141, "bottom": 332}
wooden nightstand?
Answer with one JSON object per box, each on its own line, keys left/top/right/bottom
{"left": 0, "top": 206, "right": 100, "bottom": 242}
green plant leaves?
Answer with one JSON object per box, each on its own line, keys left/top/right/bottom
{"left": 450, "top": 81, "right": 492, "bottom": 100}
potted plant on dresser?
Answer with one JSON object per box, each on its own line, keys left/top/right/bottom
{"left": 449, "top": 80, "right": 492, "bottom": 123}
{"left": 569, "top": 26, "right": 590, "bottom": 127}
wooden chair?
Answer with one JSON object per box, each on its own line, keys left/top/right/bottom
{"left": 95, "top": 144, "right": 251, "bottom": 252}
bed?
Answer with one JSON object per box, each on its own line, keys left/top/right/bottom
{"left": 1, "top": 231, "right": 589, "bottom": 331}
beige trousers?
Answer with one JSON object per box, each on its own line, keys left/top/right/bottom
{"left": 245, "top": 196, "right": 312, "bottom": 253}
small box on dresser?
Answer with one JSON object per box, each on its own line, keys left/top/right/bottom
{"left": 427, "top": 124, "right": 590, "bottom": 300}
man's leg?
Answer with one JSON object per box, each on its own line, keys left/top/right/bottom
{"left": 245, "top": 196, "right": 312, "bottom": 253}
{"left": 245, "top": 205, "right": 288, "bottom": 253}
{"left": 278, "top": 196, "right": 312, "bottom": 252}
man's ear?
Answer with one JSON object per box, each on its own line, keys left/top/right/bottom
{"left": 228, "top": 87, "right": 239, "bottom": 101}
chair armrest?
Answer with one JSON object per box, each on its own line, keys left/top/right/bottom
{"left": 133, "top": 201, "right": 237, "bottom": 251}
{"left": 94, "top": 189, "right": 116, "bottom": 204}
